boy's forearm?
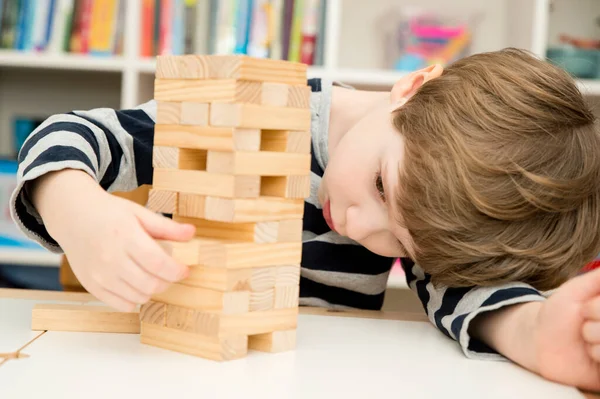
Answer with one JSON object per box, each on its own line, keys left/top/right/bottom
{"left": 469, "top": 301, "right": 542, "bottom": 373}
{"left": 30, "top": 169, "right": 104, "bottom": 243}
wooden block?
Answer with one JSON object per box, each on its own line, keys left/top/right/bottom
{"left": 274, "top": 285, "right": 300, "bottom": 309}
{"left": 179, "top": 265, "right": 294, "bottom": 292}
{"left": 152, "top": 146, "right": 178, "bottom": 169}
{"left": 260, "top": 130, "right": 311, "bottom": 154}
{"left": 206, "top": 151, "right": 310, "bottom": 176}
{"left": 156, "top": 101, "right": 182, "bottom": 124}
{"left": 178, "top": 193, "right": 206, "bottom": 218}
{"left": 152, "top": 147, "right": 207, "bottom": 170}
{"left": 261, "top": 83, "right": 311, "bottom": 108}
{"left": 158, "top": 239, "right": 202, "bottom": 265}
{"left": 159, "top": 238, "right": 303, "bottom": 270}
{"left": 153, "top": 168, "right": 260, "bottom": 198}
{"left": 261, "top": 175, "right": 311, "bottom": 199}
{"left": 210, "top": 103, "right": 311, "bottom": 131}
{"left": 250, "top": 267, "right": 278, "bottom": 291}
{"left": 31, "top": 304, "right": 140, "bottom": 334}
{"left": 140, "top": 301, "right": 166, "bottom": 326}
{"left": 180, "top": 102, "right": 209, "bottom": 125}
{"left": 173, "top": 214, "right": 303, "bottom": 243}
{"left": 192, "top": 239, "right": 303, "bottom": 269}
{"left": 276, "top": 265, "right": 301, "bottom": 287}
{"left": 248, "top": 329, "right": 296, "bottom": 353}
{"left": 141, "top": 322, "right": 248, "bottom": 361}
{"left": 165, "top": 304, "right": 220, "bottom": 335}
{"left": 250, "top": 289, "right": 275, "bottom": 312}
{"left": 152, "top": 284, "right": 250, "bottom": 314}
{"left": 155, "top": 79, "right": 263, "bottom": 104}
{"left": 204, "top": 196, "right": 304, "bottom": 223}
{"left": 182, "top": 267, "right": 252, "bottom": 291}
{"left": 147, "top": 189, "right": 177, "bottom": 214}
{"left": 164, "top": 306, "right": 297, "bottom": 337}
{"left": 155, "top": 125, "right": 261, "bottom": 152}
{"left": 155, "top": 54, "right": 307, "bottom": 85}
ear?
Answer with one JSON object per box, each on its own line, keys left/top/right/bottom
{"left": 390, "top": 64, "right": 444, "bottom": 103}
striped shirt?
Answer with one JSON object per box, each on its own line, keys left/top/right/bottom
{"left": 10, "top": 78, "right": 546, "bottom": 360}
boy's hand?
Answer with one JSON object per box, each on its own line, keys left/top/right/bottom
{"left": 472, "top": 269, "right": 600, "bottom": 392}
{"left": 32, "top": 170, "right": 196, "bottom": 312}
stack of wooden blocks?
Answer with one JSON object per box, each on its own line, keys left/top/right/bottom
{"left": 140, "top": 54, "right": 312, "bottom": 361}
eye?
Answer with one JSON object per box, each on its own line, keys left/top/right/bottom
{"left": 374, "top": 172, "right": 386, "bottom": 202}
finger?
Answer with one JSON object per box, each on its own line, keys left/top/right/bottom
{"left": 583, "top": 297, "right": 600, "bottom": 319}
{"left": 583, "top": 321, "right": 600, "bottom": 344}
{"left": 134, "top": 205, "right": 196, "bottom": 241}
{"left": 85, "top": 283, "right": 138, "bottom": 313}
{"left": 98, "top": 276, "right": 151, "bottom": 306}
{"left": 561, "top": 267, "right": 600, "bottom": 303}
{"left": 126, "top": 230, "right": 189, "bottom": 283}
{"left": 119, "top": 258, "right": 171, "bottom": 297}
{"left": 588, "top": 344, "right": 600, "bottom": 363}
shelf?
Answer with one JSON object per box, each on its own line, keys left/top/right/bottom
{"left": 577, "top": 79, "right": 600, "bottom": 96}
{"left": 0, "top": 248, "right": 61, "bottom": 268}
{"left": 0, "top": 50, "right": 126, "bottom": 72}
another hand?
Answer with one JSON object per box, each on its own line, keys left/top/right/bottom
{"left": 32, "top": 170, "right": 196, "bottom": 312}
{"left": 535, "top": 268, "right": 600, "bottom": 391}
{"left": 473, "top": 268, "right": 600, "bottom": 392}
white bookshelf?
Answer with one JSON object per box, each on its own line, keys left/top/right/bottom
{"left": 1, "top": 0, "right": 599, "bottom": 268}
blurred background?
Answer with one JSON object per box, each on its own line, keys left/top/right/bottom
{"left": 0, "top": 0, "right": 598, "bottom": 308}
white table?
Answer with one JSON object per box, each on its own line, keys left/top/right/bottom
{"left": 0, "top": 289, "right": 591, "bottom": 399}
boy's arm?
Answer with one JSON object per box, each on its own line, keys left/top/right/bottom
{"left": 10, "top": 101, "right": 157, "bottom": 253}
{"left": 399, "top": 258, "right": 546, "bottom": 359}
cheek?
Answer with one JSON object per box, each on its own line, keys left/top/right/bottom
{"left": 360, "top": 232, "right": 407, "bottom": 258}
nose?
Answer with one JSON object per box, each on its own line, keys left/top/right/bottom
{"left": 345, "top": 205, "right": 385, "bottom": 242}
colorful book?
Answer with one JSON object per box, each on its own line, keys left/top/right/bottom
{"left": 89, "top": 0, "right": 120, "bottom": 56}
{"left": 287, "top": 0, "right": 303, "bottom": 62}
{"left": 247, "top": 0, "right": 268, "bottom": 58}
{"left": 299, "top": 0, "right": 319, "bottom": 65}
{"left": 140, "top": 0, "right": 155, "bottom": 56}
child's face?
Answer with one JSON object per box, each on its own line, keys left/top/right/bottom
{"left": 318, "top": 65, "right": 443, "bottom": 259}
{"left": 318, "top": 101, "right": 412, "bottom": 258}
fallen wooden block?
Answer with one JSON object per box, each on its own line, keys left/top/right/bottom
{"left": 155, "top": 54, "right": 307, "bottom": 85}
{"left": 31, "top": 304, "right": 140, "bottom": 334}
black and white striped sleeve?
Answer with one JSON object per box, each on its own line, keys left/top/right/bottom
{"left": 400, "top": 258, "right": 547, "bottom": 360}
{"left": 9, "top": 101, "right": 157, "bottom": 253}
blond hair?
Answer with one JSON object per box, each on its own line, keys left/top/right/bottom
{"left": 394, "top": 48, "right": 600, "bottom": 291}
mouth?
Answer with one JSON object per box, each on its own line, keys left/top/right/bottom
{"left": 323, "top": 200, "right": 337, "bottom": 233}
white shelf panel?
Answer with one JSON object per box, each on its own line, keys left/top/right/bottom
{"left": 0, "top": 248, "right": 61, "bottom": 268}
{"left": 0, "top": 50, "right": 126, "bottom": 72}
{"left": 577, "top": 79, "right": 600, "bottom": 96}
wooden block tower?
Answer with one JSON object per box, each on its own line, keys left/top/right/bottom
{"left": 139, "top": 55, "right": 312, "bottom": 361}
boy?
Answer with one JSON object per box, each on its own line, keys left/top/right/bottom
{"left": 10, "top": 48, "right": 600, "bottom": 391}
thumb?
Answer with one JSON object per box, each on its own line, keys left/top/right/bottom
{"left": 559, "top": 267, "right": 600, "bottom": 302}
{"left": 134, "top": 207, "right": 196, "bottom": 241}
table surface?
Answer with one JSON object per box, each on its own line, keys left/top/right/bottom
{"left": 0, "top": 289, "right": 596, "bottom": 399}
